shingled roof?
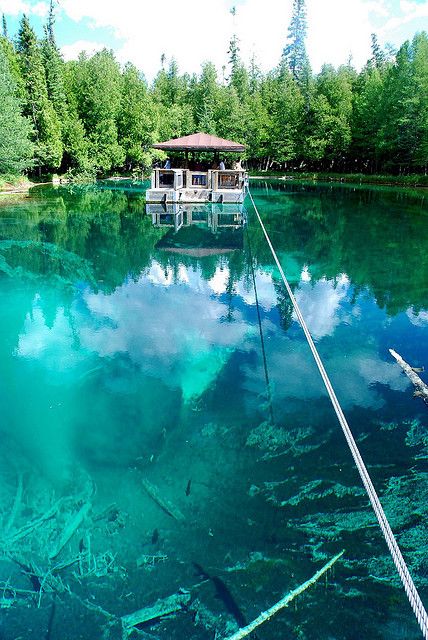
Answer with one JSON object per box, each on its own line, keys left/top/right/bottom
{"left": 152, "top": 132, "right": 245, "bottom": 152}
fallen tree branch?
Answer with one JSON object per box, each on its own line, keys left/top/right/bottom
{"left": 141, "top": 479, "right": 184, "bottom": 521}
{"left": 121, "top": 590, "right": 191, "bottom": 638}
{"left": 2, "top": 500, "right": 62, "bottom": 546}
{"left": 5, "top": 472, "right": 23, "bottom": 533}
{"left": 49, "top": 501, "right": 92, "bottom": 560}
{"left": 389, "top": 348, "right": 428, "bottom": 405}
{"left": 223, "top": 550, "right": 344, "bottom": 640}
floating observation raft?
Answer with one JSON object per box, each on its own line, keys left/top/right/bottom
{"left": 146, "top": 133, "right": 248, "bottom": 204}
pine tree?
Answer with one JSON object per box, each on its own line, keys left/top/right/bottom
{"left": 266, "top": 69, "right": 304, "bottom": 165}
{"left": 41, "top": 28, "right": 68, "bottom": 122}
{"left": 68, "top": 49, "right": 124, "bottom": 172}
{"left": 226, "top": 6, "right": 249, "bottom": 101}
{"left": 46, "top": 0, "right": 57, "bottom": 45}
{"left": 249, "top": 53, "right": 262, "bottom": 94}
{"left": 117, "top": 63, "right": 158, "bottom": 171}
{"left": 370, "top": 34, "right": 386, "bottom": 69}
{"left": 351, "top": 63, "right": 384, "bottom": 172}
{"left": 378, "top": 41, "right": 417, "bottom": 172}
{"left": 2, "top": 14, "right": 7, "bottom": 39}
{"left": 0, "top": 45, "right": 34, "bottom": 174}
{"left": 282, "top": 0, "right": 310, "bottom": 87}
{"left": 411, "top": 32, "right": 428, "bottom": 171}
{"left": 191, "top": 62, "right": 219, "bottom": 134}
{"left": 152, "top": 58, "right": 188, "bottom": 107}
{"left": 0, "top": 32, "right": 25, "bottom": 99}
{"left": 227, "top": 6, "right": 240, "bottom": 73}
{"left": 16, "top": 14, "right": 62, "bottom": 172}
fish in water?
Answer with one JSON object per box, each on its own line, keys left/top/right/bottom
{"left": 185, "top": 479, "right": 192, "bottom": 497}
{"left": 13, "top": 558, "right": 41, "bottom": 592}
{"left": 151, "top": 528, "right": 159, "bottom": 545}
{"left": 192, "top": 562, "right": 247, "bottom": 629}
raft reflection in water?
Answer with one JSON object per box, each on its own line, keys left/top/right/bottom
{"left": 146, "top": 202, "right": 246, "bottom": 257}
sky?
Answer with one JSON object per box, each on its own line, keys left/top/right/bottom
{"left": 1, "top": 0, "right": 427, "bottom": 82}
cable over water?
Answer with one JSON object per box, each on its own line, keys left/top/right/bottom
{"left": 247, "top": 189, "right": 428, "bottom": 640}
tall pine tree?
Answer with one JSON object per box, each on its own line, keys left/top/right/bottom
{"left": 282, "top": 0, "right": 310, "bottom": 88}
{"left": 16, "top": 15, "right": 62, "bottom": 173}
{"left": 0, "top": 44, "right": 33, "bottom": 174}
{"left": 117, "top": 63, "right": 158, "bottom": 171}
{"left": 227, "top": 6, "right": 249, "bottom": 102}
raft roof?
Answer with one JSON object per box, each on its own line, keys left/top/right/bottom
{"left": 152, "top": 132, "right": 245, "bottom": 153}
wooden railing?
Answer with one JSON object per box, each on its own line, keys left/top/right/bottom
{"left": 152, "top": 168, "right": 247, "bottom": 191}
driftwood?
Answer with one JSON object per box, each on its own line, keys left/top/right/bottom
{"left": 223, "top": 551, "right": 344, "bottom": 640}
{"left": 136, "top": 554, "right": 168, "bottom": 568}
{"left": 49, "top": 501, "right": 92, "bottom": 560}
{"left": 389, "top": 349, "right": 428, "bottom": 405}
{"left": 5, "top": 473, "right": 23, "bottom": 533}
{"left": 2, "top": 500, "right": 62, "bottom": 546}
{"left": 121, "top": 591, "right": 191, "bottom": 638}
{"left": 141, "top": 479, "right": 185, "bottom": 521}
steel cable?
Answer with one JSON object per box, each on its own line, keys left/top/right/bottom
{"left": 247, "top": 189, "right": 428, "bottom": 640}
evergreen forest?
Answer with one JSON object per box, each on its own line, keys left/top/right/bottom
{"left": 0, "top": 1, "right": 428, "bottom": 181}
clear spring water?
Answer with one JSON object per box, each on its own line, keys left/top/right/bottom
{"left": 0, "top": 180, "right": 427, "bottom": 639}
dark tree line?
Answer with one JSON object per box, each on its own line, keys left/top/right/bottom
{"left": 0, "top": 0, "right": 427, "bottom": 179}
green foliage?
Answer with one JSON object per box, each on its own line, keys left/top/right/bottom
{"left": 0, "top": 44, "right": 33, "bottom": 174}
{"left": 16, "top": 15, "right": 62, "bottom": 172}
{"left": 282, "top": 0, "right": 311, "bottom": 88}
{"left": 351, "top": 64, "right": 385, "bottom": 171}
{"left": 303, "top": 65, "right": 353, "bottom": 167}
{"left": 68, "top": 49, "right": 125, "bottom": 173}
{"left": 0, "top": 10, "right": 427, "bottom": 180}
{"left": 0, "top": 34, "right": 25, "bottom": 99}
{"left": 262, "top": 70, "right": 305, "bottom": 163}
{"left": 117, "top": 63, "right": 158, "bottom": 171}
{"left": 41, "top": 29, "right": 68, "bottom": 121}
{"left": 191, "top": 62, "right": 219, "bottom": 134}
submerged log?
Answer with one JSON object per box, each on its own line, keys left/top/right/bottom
{"left": 49, "top": 501, "right": 92, "bottom": 560}
{"left": 141, "top": 479, "right": 185, "bottom": 521}
{"left": 389, "top": 349, "right": 428, "bottom": 406}
{"left": 121, "top": 591, "right": 191, "bottom": 637}
{"left": 5, "top": 473, "right": 23, "bottom": 533}
{"left": 223, "top": 551, "right": 344, "bottom": 640}
{"left": 2, "top": 500, "right": 62, "bottom": 546}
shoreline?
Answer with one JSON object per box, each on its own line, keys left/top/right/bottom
{"left": 1, "top": 174, "right": 427, "bottom": 195}
{"left": 249, "top": 173, "right": 428, "bottom": 189}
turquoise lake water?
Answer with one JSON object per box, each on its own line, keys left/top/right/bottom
{"left": 0, "top": 180, "right": 427, "bottom": 639}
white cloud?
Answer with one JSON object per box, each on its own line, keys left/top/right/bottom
{"left": 61, "top": 40, "right": 106, "bottom": 61}
{"left": 293, "top": 276, "right": 350, "bottom": 340}
{"left": 407, "top": 307, "right": 428, "bottom": 327}
{"left": 15, "top": 271, "right": 252, "bottom": 403}
{"left": 77, "top": 272, "right": 251, "bottom": 400}
{"left": 31, "top": 1, "right": 48, "bottom": 17}
{"left": 235, "top": 268, "right": 278, "bottom": 311}
{"left": 146, "top": 261, "right": 174, "bottom": 287}
{"left": 16, "top": 296, "right": 86, "bottom": 371}
{"left": 60, "top": 0, "right": 234, "bottom": 81}
{"left": 306, "top": 0, "right": 376, "bottom": 71}
{"left": 3, "top": 0, "right": 427, "bottom": 79}
{"left": 55, "top": 0, "right": 388, "bottom": 80}
{"left": 380, "top": 0, "right": 428, "bottom": 37}
{"left": 208, "top": 266, "right": 230, "bottom": 295}
{"left": 301, "top": 265, "right": 311, "bottom": 282}
{"left": 243, "top": 329, "right": 408, "bottom": 412}
{"left": 0, "top": 0, "right": 48, "bottom": 17}
{"left": 0, "top": 0, "right": 29, "bottom": 15}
